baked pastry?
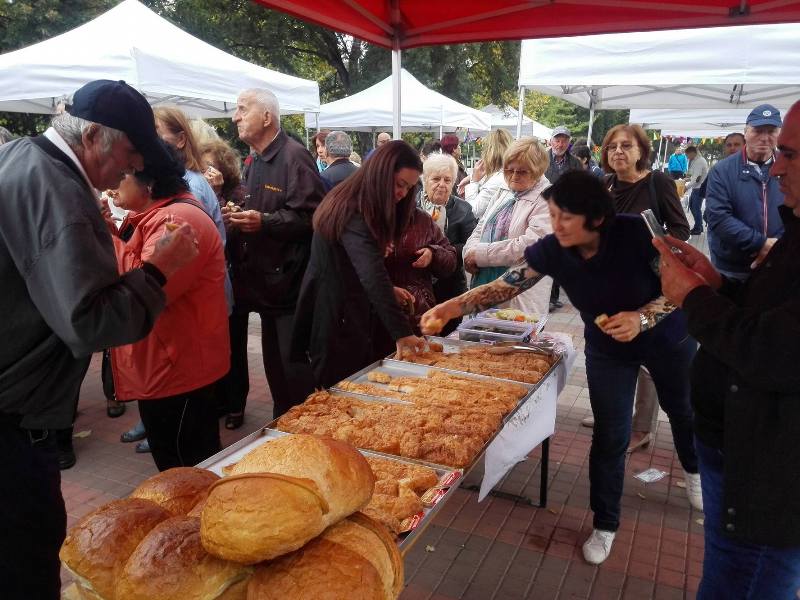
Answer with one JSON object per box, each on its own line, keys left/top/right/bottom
{"left": 201, "top": 435, "right": 374, "bottom": 564}
{"left": 130, "top": 467, "right": 219, "bottom": 516}
{"left": 59, "top": 498, "right": 172, "bottom": 600}
{"left": 246, "top": 513, "right": 403, "bottom": 600}
{"left": 362, "top": 456, "right": 440, "bottom": 534}
{"left": 117, "top": 516, "right": 252, "bottom": 600}
{"left": 276, "top": 392, "right": 488, "bottom": 468}
{"left": 402, "top": 345, "right": 554, "bottom": 385}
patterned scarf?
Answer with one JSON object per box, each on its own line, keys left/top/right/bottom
{"left": 471, "top": 190, "right": 519, "bottom": 287}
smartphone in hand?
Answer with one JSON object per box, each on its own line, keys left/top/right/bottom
{"left": 641, "top": 209, "right": 683, "bottom": 254}
{"left": 641, "top": 209, "right": 665, "bottom": 239}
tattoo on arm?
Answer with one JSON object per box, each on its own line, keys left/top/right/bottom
{"left": 638, "top": 295, "right": 678, "bottom": 331}
{"left": 457, "top": 265, "right": 543, "bottom": 315}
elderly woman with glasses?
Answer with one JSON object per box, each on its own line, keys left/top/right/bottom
{"left": 462, "top": 137, "right": 553, "bottom": 318}
{"left": 417, "top": 153, "right": 477, "bottom": 333}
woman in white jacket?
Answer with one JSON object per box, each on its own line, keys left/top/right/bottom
{"left": 461, "top": 129, "right": 513, "bottom": 219}
{"left": 463, "top": 137, "right": 553, "bottom": 317}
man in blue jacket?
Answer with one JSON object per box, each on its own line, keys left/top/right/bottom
{"left": 704, "top": 104, "right": 784, "bottom": 281}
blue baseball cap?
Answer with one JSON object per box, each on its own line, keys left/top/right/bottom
{"left": 746, "top": 104, "right": 782, "bottom": 128}
{"left": 69, "top": 80, "right": 172, "bottom": 168}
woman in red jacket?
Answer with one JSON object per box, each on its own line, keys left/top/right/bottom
{"left": 111, "top": 143, "right": 230, "bottom": 471}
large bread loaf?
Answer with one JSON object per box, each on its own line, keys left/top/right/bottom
{"left": 116, "top": 516, "right": 252, "bottom": 600}
{"left": 59, "top": 498, "right": 171, "bottom": 600}
{"left": 246, "top": 513, "right": 403, "bottom": 600}
{"left": 130, "top": 467, "right": 219, "bottom": 516}
{"left": 201, "top": 434, "right": 374, "bottom": 563}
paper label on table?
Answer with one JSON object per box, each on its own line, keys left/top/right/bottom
{"left": 479, "top": 371, "right": 557, "bottom": 501}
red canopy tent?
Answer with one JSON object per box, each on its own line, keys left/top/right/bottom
{"left": 253, "top": 0, "right": 800, "bottom": 136}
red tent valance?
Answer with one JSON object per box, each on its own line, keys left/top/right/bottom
{"left": 253, "top": 0, "right": 800, "bottom": 49}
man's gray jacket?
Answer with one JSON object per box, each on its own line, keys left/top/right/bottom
{"left": 0, "top": 136, "right": 166, "bottom": 429}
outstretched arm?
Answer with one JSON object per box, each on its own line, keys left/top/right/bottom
{"left": 420, "top": 263, "right": 543, "bottom": 334}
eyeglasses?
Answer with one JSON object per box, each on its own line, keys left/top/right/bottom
{"left": 503, "top": 168, "right": 530, "bottom": 177}
{"left": 606, "top": 142, "right": 636, "bottom": 153}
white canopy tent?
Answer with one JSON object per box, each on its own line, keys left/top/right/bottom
{"left": 482, "top": 104, "right": 553, "bottom": 139}
{"left": 518, "top": 22, "right": 800, "bottom": 142}
{"left": 304, "top": 69, "right": 492, "bottom": 134}
{"left": 0, "top": 0, "right": 319, "bottom": 117}
{"left": 627, "top": 107, "right": 795, "bottom": 131}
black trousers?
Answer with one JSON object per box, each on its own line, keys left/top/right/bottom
{"left": 225, "top": 308, "right": 315, "bottom": 419}
{"left": 0, "top": 417, "right": 65, "bottom": 600}
{"left": 137, "top": 384, "right": 221, "bottom": 471}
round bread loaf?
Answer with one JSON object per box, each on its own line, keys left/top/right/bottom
{"left": 246, "top": 512, "right": 403, "bottom": 600}
{"left": 59, "top": 498, "right": 172, "bottom": 600}
{"left": 130, "top": 467, "right": 219, "bottom": 516}
{"left": 116, "top": 516, "right": 252, "bottom": 600}
{"left": 227, "top": 434, "right": 374, "bottom": 522}
{"left": 202, "top": 435, "right": 374, "bottom": 563}
{"left": 201, "top": 473, "right": 330, "bottom": 564}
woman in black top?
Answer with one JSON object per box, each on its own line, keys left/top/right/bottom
{"left": 291, "top": 141, "right": 426, "bottom": 388}
{"left": 602, "top": 124, "right": 690, "bottom": 240}
{"left": 420, "top": 171, "right": 701, "bottom": 567}
{"left": 597, "top": 124, "right": 692, "bottom": 450}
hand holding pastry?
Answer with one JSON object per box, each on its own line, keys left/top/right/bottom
{"left": 149, "top": 223, "right": 199, "bottom": 279}
{"left": 228, "top": 209, "right": 263, "bottom": 232}
{"left": 395, "top": 335, "right": 426, "bottom": 359}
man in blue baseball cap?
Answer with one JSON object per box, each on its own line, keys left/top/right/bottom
{"left": 0, "top": 79, "right": 199, "bottom": 598}
{"left": 704, "top": 104, "right": 785, "bottom": 281}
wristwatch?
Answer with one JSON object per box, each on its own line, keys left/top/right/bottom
{"left": 638, "top": 312, "right": 650, "bottom": 332}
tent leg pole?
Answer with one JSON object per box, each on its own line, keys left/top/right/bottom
{"left": 587, "top": 101, "right": 595, "bottom": 146}
{"left": 516, "top": 87, "right": 525, "bottom": 139}
{"left": 439, "top": 125, "right": 443, "bottom": 139}
{"left": 305, "top": 127, "right": 309, "bottom": 147}
{"left": 392, "top": 42, "right": 402, "bottom": 140}
{"left": 655, "top": 136, "right": 664, "bottom": 170}
{"left": 315, "top": 113, "right": 319, "bottom": 134}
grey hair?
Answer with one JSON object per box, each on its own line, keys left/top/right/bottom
{"left": 241, "top": 88, "right": 280, "bottom": 121}
{"left": 423, "top": 152, "right": 458, "bottom": 182}
{"left": 51, "top": 113, "right": 127, "bottom": 154}
{"left": 325, "top": 131, "right": 352, "bottom": 158}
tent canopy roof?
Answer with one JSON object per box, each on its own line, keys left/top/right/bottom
{"left": 253, "top": 0, "right": 800, "bottom": 50}
{"left": 305, "top": 69, "right": 491, "bottom": 132}
{"left": 482, "top": 104, "right": 553, "bottom": 139}
{"left": 629, "top": 107, "right": 792, "bottom": 131}
{"left": 518, "top": 22, "right": 800, "bottom": 110}
{"left": 0, "top": 0, "right": 319, "bottom": 117}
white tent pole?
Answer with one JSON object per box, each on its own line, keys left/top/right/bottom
{"left": 439, "top": 124, "right": 443, "bottom": 139}
{"left": 655, "top": 135, "right": 664, "bottom": 169}
{"left": 392, "top": 40, "right": 402, "bottom": 140}
{"left": 661, "top": 137, "right": 669, "bottom": 170}
{"left": 587, "top": 99, "right": 595, "bottom": 146}
{"left": 315, "top": 113, "right": 319, "bottom": 133}
{"left": 305, "top": 127, "right": 309, "bottom": 147}
{"left": 516, "top": 86, "right": 525, "bottom": 139}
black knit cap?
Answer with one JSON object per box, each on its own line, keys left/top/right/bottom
{"left": 69, "top": 79, "right": 172, "bottom": 168}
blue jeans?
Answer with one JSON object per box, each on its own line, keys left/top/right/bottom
{"left": 585, "top": 336, "right": 698, "bottom": 531}
{"left": 696, "top": 438, "right": 800, "bottom": 599}
{"left": 689, "top": 188, "right": 704, "bottom": 232}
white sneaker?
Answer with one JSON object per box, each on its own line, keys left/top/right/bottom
{"left": 582, "top": 529, "right": 615, "bottom": 565}
{"left": 684, "top": 470, "right": 704, "bottom": 512}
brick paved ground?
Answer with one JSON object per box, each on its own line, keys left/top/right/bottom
{"left": 61, "top": 234, "right": 711, "bottom": 599}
